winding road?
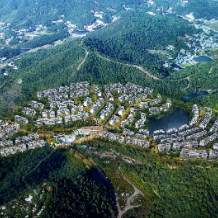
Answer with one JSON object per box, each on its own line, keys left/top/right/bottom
{"left": 96, "top": 54, "right": 161, "bottom": 80}
{"left": 182, "top": 75, "right": 191, "bottom": 91}
{"left": 117, "top": 170, "right": 145, "bottom": 218}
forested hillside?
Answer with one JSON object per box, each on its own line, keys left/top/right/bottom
{"left": 1, "top": 38, "right": 218, "bottom": 112}
{"left": 84, "top": 12, "right": 199, "bottom": 75}
{"left": 0, "top": 40, "right": 85, "bottom": 110}
{"left": 2, "top": 138, "right": 218, "bottom": 217}
{"left": 175, "top": 0, "right": 218, "bottom": 19}
{"left": 0, "top": 0, "right": 146, "bottom": 29}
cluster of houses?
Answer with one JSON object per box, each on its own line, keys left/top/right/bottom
{"left": 100, "top": 103, "right": 114, "bottom": 120}
{"left": 1, "top": 81, "right": 217, "bottom": 160}
{"left": 15, "top": 115, "right": 29, "bottom": 124}
{"left": 153, "top": 125, "right": 209, "bottom": 145}
{"left": 209, "top": 143, "right": 218, "bottom": 159}
{"left": 70, "top": 81, "right": 90, "bottom": 90}
{"left": 100, "top": 131, "right": 150, "bottom": 148}
{"left": 23, "top": 107, "right": 36, "bottom": 117}
{"left": 31, "top": 101, "right": 44, "bottom": 110}
{"left": 0, "top": 139, "right": 45, "bottom": 157}
{"left": 210, "top": 120, "right": 218, "bottom": 134}
{"left": 37, "top": 82, "right": 89, "bottom": 101}
{"left": 158, "top": 141, "right": 199, "bottom": 152}
{"left": 50, "top": 100, "right": 75, "bottom": 109}
{"left": 15, "top": 133, "right": 39, "bottom": 144}
{"left": 199, "top": 132, "right": 218, "bottom": 147}
{"left": 120, "top": 108, "right": 135, "bottom": 128}
{"left": 48, "top": 92, "right": 69, "bottom": 102}
{"left": 90, "top": 98, "right": 105, "bottom": 114}
{"left": 151, "top": 105, "right": 218, "bottom": 159}
{"left": 33, "top": 82, "right": 172, "bottom": 133}
{"left": 0, "top": 120, "right": 7, "bottom": 130}
{"left": 189, "top": 104, "right": 199, "bottom": 127}
{"left": 37, "top": 117, "right": 62, "bottom": 125}
{"left": 70, "top": 89, "right": 90, "bottom": 98}
{"left": 42, "top": 110, "right": 55, "bottom": 118}
{"left": 71, "top": 105, "right": 84, "bottom": 113}
{"left": 135, "top": 129, "right": 150, "bottom": 139}
{"left": 174, "top": 51, "right": 193, "bottom": 66}
{"left": 92, "top": 85, "right": 102, "bottom": 97}
{"left": 109, "top": 115, "right": 120, "bottom": 126}
{"left": 64, "top": 112, "right": 89, "bottom": 123}
{"left": 135, "top": 113, "right": 146, "bottom": 128}
{"left": 34, "top": 82, "right": 92, "bottom": 125}
{"left": 83, "top": 97, "right": 92, "bottom": 107}
{"left": 186, "top": 130, "right": 207, "bottom": 141}
{"left": 195, "top": 32, "right": 218, "bottom": 50}
{"left": 180, "top": 149, "right": 208, "bottom": 159}
{"left": 118, "top": 93, "right": 147, "bottom": 104}
{"left": 0, "top": 140, "right": 13, "bottom": 148}
{"left": 199, "top": 108, "right": 212, "bottom": 129}
{"left": 0, "top": 124, "right": 20, "bottom": 140}
{"left": 163, "top": 19, "right": 218, "bottom": 70}
{"left": 0, "top": 132, "right": 46, "bottom": 156}
{"left": 140, "top": 98, "right": 171, "bottom": 115}
{"left": 37, "top": 88, "right": 58, "bottom": 100}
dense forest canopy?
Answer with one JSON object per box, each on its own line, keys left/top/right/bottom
{"left": 175, "top": 0, "right": 218, "bottom": 20}
{"left": 1, "top": 0, "right": 218, "bottom": 30}
{"left": 84, "top": 12, "right": 199, "bottom": 73}
{"left": 0, "top": 0, "right": 146, "bottom": 29}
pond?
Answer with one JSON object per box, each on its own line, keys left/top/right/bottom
{"left": 19, "top": 49, "right": 29, "bottom": 54}
{"left": 72, "top": 30, "right": 88, "bottom": 35}
{"left": 148, "top": 109, "right": 189, "bottom": 135}
{"left": 194, "top": 56, "right": 213, "bottom": 62}
{"left": 182, "top": 91, "right": 209, "bottom": 102}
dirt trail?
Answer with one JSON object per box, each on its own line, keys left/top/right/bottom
{"left": 68, "top": 40, "right": 89, "bottom": 81}
{"left": 96, "top": 53, "right": 161, "bottom": 80}
{"left": 117, "top": 170, "right": 144, "bottom": 218}
{"left": 22, "top": 149, "right": 55, "bottom": 181}
{"left": 209, "top": 67, "right": 213, "bottom": 74}
{"left": 77, "top": 43, "right": 89, "bottom": 71}
{"left": 0, "top": 79, "right": 8, "bottom": 89}
{"left": 182, "top": 76, "right": 191, "bottom": 91}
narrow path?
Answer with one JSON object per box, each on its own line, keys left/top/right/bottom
{"left": 126, "top": 64, "right": 161, "bottom": 80}
{"left": 209, "top": 67, "right": 213, "bottom": 74}
{"left": 141, "top": 181, "right": 161, "bottom": 199}
{"left": 77, "top": 44, "right": 89, "bottom": 71}
{"left": 22, "top": 149, "right": 55, "bottom": 181}
{"left": 182, "top": 76, "right": 191, "bottom": 91}
{"left": 0, "top": 79, "right": 8, "bottom": 89}
{"left": 118, "top": 174, "right": 144, "bottom": 218}
{"left": 68, "top": 40, "right": 89, "bottom": 81}
{"left": 96, "top": 53, "right": 161, "bottom": 80}
{"left": 116, "top": 169, "right": 144, "bottom": 218}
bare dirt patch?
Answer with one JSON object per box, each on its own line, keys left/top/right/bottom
{"left": 146, "top": 49, "right": 168, "bottom": 55}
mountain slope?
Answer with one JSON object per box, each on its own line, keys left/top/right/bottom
{"left": 84, "top": 11, "right": 199, "bottom": 76}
